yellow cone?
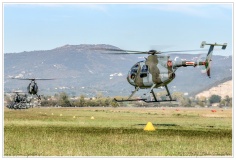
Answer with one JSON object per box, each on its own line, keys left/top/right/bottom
{"left": 144, "top": 122, "right": 156, "bottom": 131}
{"left": 60, "top": 114, "right": 62, "bottom": 116}
{"left": 73, "top": 116, "right": 76, "bottom": 118}
{"left": 91, "top": 116, "right": 94, "bottom": 119}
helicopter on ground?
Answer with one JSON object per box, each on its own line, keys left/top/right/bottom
{"left": 6, "top": 91, "right": 33, "bottom": 109}
{"left": 95, "top": 41, "right": 227, "bottom": 103}
{"left": 11, "top": 78, "right": 54, "bottom": 100}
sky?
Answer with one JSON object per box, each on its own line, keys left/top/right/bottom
{"left": 3, "top": 2, "right": 233, "bottom": 56}
{"left": 0, "top": 2, "right": 234, "bottom": 156}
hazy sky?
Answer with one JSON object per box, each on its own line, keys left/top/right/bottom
{"left": 3, "top": 3, "right": 232, "bottom": 55}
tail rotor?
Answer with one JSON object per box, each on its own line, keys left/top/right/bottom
{"left": 200, "top": 41, "right": 227, "bottom": 78}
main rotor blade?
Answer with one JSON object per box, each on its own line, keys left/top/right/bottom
{"left": 160, "top": 49, "right": 208, "bottom": 53}
{"left": 104, "top": 49, "right": 207, "bottom": 55}
{"left": 93, "top": 48, "right": 148, "bottom": 54}
{"left": 92, "top": 47, "right": 210, "bottom": 55}
{"left": 11, "top": 78, "right": 55, "bottom": 80}
{"left": 33, "top": 78, "right": 55, "bottom": 80}
{"left": 102, "top": 51, "right": 149, "bottom": 55}
{"left": 5, "top": 91, "right": 26, "bottom": 93}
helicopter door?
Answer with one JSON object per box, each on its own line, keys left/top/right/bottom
{"left": 140, "top": 64, "right": 152, "bottom": 86}
{"left": 140, "top": 65, "right": 148, "bottom": 78}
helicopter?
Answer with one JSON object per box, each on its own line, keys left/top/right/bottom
{"left": 11, "top": 78, "right": 54, "bottom": 100}
{"left": 96, "top": 41, "right": 227, "bottom": 103}
{"left": 6, "top": 91, "right": 33, "bottom": 109}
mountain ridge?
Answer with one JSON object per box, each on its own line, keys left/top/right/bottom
{"left": 4, "top": 44, "right": 232, "bottom": 98}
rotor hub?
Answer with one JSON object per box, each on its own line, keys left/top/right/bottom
{"left": 148, "top": 50, "right": 158, "bottom": 55}
{"left": 148, "top": 50, "right": 160, "bottom": 55}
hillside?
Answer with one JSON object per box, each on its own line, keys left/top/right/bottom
{"left": 4, "top": 44, "right": 232, "bottom": 97}
{"left": 195, "top": 80, "right": 232, "bottom": 98}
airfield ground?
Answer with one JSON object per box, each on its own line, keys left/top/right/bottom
{"left": 4, "top": 106, "right": 232, "bottom": 156}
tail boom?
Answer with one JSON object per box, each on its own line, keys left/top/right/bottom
{"left": 173, "top": 41, "right": 227, "bottom": 78}
{"left": 173, "top": 60, "right": 206, "bottom": 67}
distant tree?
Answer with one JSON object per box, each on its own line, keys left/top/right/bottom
{"left": 58, "top": 92, "right": 71, "bottom": 107}
{"left": 172, "top": 92, "right": 184, "bottom": 100}
{"left": 229, "top": 98, "right": 232, "bottom": 107}
{"left": 104, "top": 98, "right": 110, "bottom": 106}
{"left": 41, "top": 99, "right": 57, "bottom": 107}
{"left": 111, "top": 100, "right": 119, "bottom": 107}
{"left": 220, "top": 99, "right": 226, "bottom": 107}
{"left": 224, "top": 95, "right": 230, "bottom": 106}
{"left": 196, "top": 96, "right": 207, "bottom": 107}
{"left": 209, "top": 94, "right": 221, "bottom": 104}
{"left": 180, "top": 97, "right": 191, "bottom": 107}
{"left": 221, "top": 95, "right": 231, "bottom": 107}
{"left": 54, "top": 93, "right": 59, "bottom": 101}
{"left": 199, "top": 96, "right": 206, "bottom": 102}
{"left": 95, "top": 99, "right": 102, "bottom": 106}
{"left": 87, "top": 99, "right": 97, "bottom": 107}
{"left": 171, "top": 92, "right": 192, "bottom": 107}
{"left": 79, "top": 95, "right": 86, "bottom": 107}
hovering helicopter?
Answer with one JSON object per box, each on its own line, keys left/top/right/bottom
{"left": 11, "top": 78, "right": 54, "bottom": 100}
{"left": 6, "top": 91, "right": 33, "bottom": 109}
{"left": 96, "top": 41, "right": 227, "bottom": 102}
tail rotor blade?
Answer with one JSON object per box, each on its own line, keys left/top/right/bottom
{"left": 205, "top": 52, "right": 212, "bottom": 78}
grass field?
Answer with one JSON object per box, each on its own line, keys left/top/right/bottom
{"left": 4, "top": 106, "right": 232, "bottom": 156}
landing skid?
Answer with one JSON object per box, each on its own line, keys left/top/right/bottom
{"left": 114, "top": 98, "right": 176, "bottom": 103}
{"left": 114, "top": 98, "right": 147, "bottom": 102}
{"left": 114, "top": 84, "right": 175, "bottom": 103}
{"left": 144, "top": 99, "right": 176, "bottom": 103}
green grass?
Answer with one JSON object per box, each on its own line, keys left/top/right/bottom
{"left": 4, "top": 107, "right": 232, "bottom": 156}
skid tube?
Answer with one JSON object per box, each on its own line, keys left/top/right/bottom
{"left": 114, "top": 98, "right": 176, "bottom": 103}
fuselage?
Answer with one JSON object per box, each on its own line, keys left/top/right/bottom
{"left": 127, "top": 55, "right": 175, "bottom": 89}
{"left": 27, "top": 81, "right": 38, "bottom": 95}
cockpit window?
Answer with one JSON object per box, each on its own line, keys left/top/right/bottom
{"left": 131, "top": 64, "right": 139, "bottom": 73}
{"left": 141, "top": 65, "right": 148, "bottom": 72}
{"left": 140, "top": 65, "right": 148, "bottom": 78}
{"left": 130, "top": 63, "right": 139, "bottom": 79}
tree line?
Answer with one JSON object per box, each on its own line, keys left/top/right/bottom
{"left": 38, "top": 92, "right": 232, "bottom": 108}
{"left": 40, "top": 92, "right": 119, "bottom": 107}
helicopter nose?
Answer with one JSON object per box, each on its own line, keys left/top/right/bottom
{"left": 127, "top": 70, "right": 135, "bottom": 86}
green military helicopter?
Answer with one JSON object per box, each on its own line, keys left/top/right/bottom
{"left": 11, "top": 78, "right": 54, "bottom": 100}
{"left": 6, "top": 91, "right": 33, "bottom": 109}
{"left": 98, "top": 41, "right": 227, "bottom": 102}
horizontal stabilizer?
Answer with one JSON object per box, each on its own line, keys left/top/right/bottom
{"left": 200, "top": 41, "right": 227, "bottom": 49}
